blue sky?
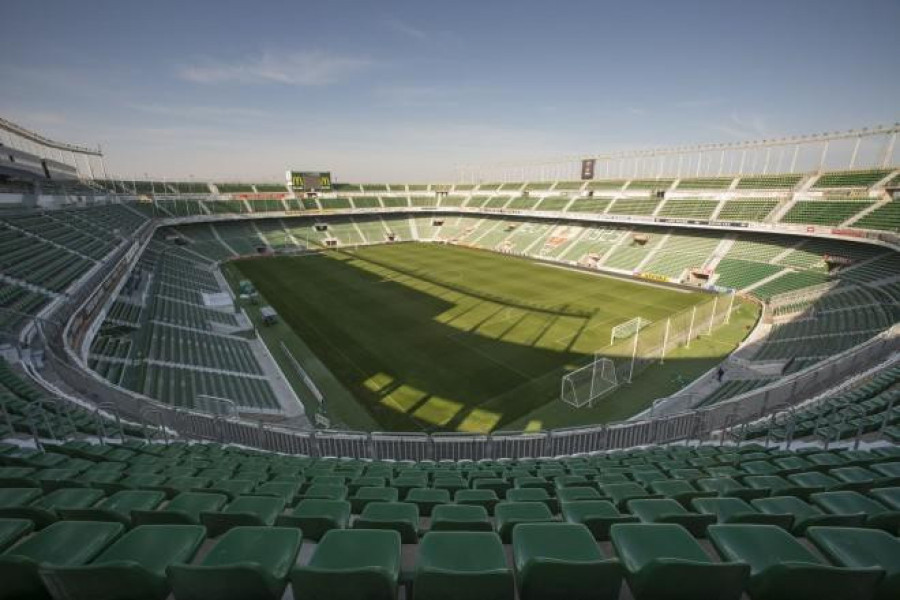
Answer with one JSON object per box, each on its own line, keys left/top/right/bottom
{"left": 2, "top": 0, "right": 899, "bottom": 182}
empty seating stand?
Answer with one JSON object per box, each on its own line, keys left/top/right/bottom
{"left": 1, "top": 431, "right": 900, "bottom": 599}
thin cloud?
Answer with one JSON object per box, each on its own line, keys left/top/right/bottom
{"left": 373, "top": 85, "right": 467, "bottom": 108}
{"left": 675, "top": 98, "right": 724, "bottom": 109}
{"left": 712, "top": 112, "right": 772, "bottom": 140}
{"left": 385, "top": 18, "right": 428, "bottom": 41}
{"left": 130, "top": 103, "right": 267, "bottom": 120}
{"left": 178, "top": 51, "right": 374, "bottom": 86}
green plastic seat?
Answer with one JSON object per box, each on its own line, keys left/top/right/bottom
{"left": 560, "top": 500, "right": 637, "bottom": 541}
{"left": 430, "top": 504, "right": 492, "bottom": 532}
{"left": 786, "top": 471, "right": 853, "bottom": 493}
{"left": 59, "top": 490, "right": 166, "bottom": 526}
{"left": 807, "top": 452, "right": 848, "bottom": 468}
{"left": 513, "top": 476, "right": 554, "bottom": 494}
{"left": 350, "top": 486, "right": 398, "bottom": 513}
{"left": 828, "top": 467, "right": 883, "bottom": 491}
{"left": 742, "top": 475, "right": 810, "bottom": 499}
{"left": 751, "top": 495, "right": 864, "bottom": 535}
{"left": 0, "top": 487, "right": 105, "bottom": 529}
{"left": 810, "top": 491, "right": 900, "bottom": 533}
{"left": 405, "top": 488, "right": 451, "bottom": 517}
{"left": 668, "top": 468, "right": 705, "bottom": 481}
{"left": 808, "top": 526, "right": 900, "bottom": 600}
{"left": 310, "top": 475, "right": 346, "bottom": 487}
{"left": 206, "top": 479, "right": 257, "bottom": 500}
{"left": 871, "top": 462, "right": 900, "bottom": 479}
{"left": 0, "top": 518, "right": 33, "bottom": 552}
{"left": 347, "top": 476, "right": 386, "bottom": 495}
{"left": 132, "top": 491, "right": 227, "bottom": 526}
{"left": 650, "top": 479, "right": 716, "bottom": 507}
{"left": 157, "top": 476, "right": 211, "bottom": 498}
{"left": 595, "top": 473, "right": 630, "bottom": 485}
{"left": 626, "top": 498, "right": 716, "bottom": 537}
{"left": 168, "top": 526, "right": 302, "bottom": 600}
{"left": 512, "top": 522, "right": 621, "bottom": 600}
{"left": 291, "top": 529, "right": 401, "bottom": 600}
{"left": 254, "top": 481, "right": 302, "bottom": 503}
{"left": 554, "top": 474, "right": 593, "bottom": 489}
{"left": 692, "top": 497, "right": 793, "bottom": 529}
{"left": 609, "top": 523, "right": 749, "bottom": 600}
{"left": 454, "top": 489, "right": 499, "bottom": 514}
{"left": 494, "top": 502, "right": 554, "bottom": 543}
{"left": 709, "top": 524, "right": 883, "bottom": 600}
{"left": 772, "top": 456, "right": 816, "bottom": 474}
{"left": 391, "top": 476, "right": 426, "bottom": 500}
{"left": 0, "top": 487, "right": 42, "bottom": 508}
{"left": 39, "top": 524, "right": 205, "bottom": 600}
{"left": 0, "top": 466, "right": 36, "bottom": 487}
{"left": 0, "top": 520, "right": 124, "bottom": 600}
{"left": 505, "top": 488, "right": 558, "bottom": 513}
{"left": 276, "top": 499, "right": 350, "bottom": 541}
{"left": 353, "top": 501, "right": 419, "bottom": 543}
{"left": 116, "top": 474, "right": 167, "bottom": 492}
{"left": 600, "top": 482, "right": 661, "bottom": 509}
{"left": 696, "top": 477, "right": 768, "bottom": 502}
{"left": 433, "top": 476, "right": 468, "bottom": 493}
{"left": 556, "top": 487, "right": 601, "bottom": 503}
{"left": 472, "top": 478, "right": 512, "bottom": 499}
{"left": 34, "top": 468, "right": 85, "bottom": 492}
{"left": 415, "top": 532, "right": 513, "bottom": 600}
{"left": 80, "top": 469, "right": 123, "bottom": 488}
{"left": 869, "top": 486, "right": 900, "bottom": 510}
{"left": 201, "top": 495, "right": 286, "bottom": 537}
{"left": 297, "top": 484, "right": 348, "bottom": 501}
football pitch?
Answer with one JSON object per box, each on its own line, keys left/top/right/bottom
{"left": 231, "top": 243, "right": 759, "bottom": 433}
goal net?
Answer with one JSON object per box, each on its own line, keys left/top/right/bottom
{"left": 610, "top": 317, "right": 651, "bottom": 345}
{"left": 561, "top": 356, "right": 619, "bottom": 408}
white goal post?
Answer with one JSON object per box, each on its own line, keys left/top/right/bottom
{"left": 610, "top": 316, "right": 651, "bottom": 345}
{"left": 560, "top": 355, "right": 619, "bottom": 408}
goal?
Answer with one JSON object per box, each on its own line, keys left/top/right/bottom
{"left": 561, "top": 356, "right": 619, "bottom": 408}
{"left": 610, "top": 316, "right": 651, "bottom": 345}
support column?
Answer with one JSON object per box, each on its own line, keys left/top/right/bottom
{"left": 660, "top": 318, "right": 671, "bottom": 364}
{"left": 849, "top": 136, "right": 861, "bottom": 169}
{"left": 686, "top": 306, "right": 697, "bottom": 348}
{"left": 628, "top": 328, "right": 640, "bottom": 383}
{"left": 881, "top": 133, "right": 896, "bottom": 168}
{"left": 819, "top": 141, "right": 830, "bottom": 170}
{"left": 725, "top": 292, "right": 736, "bottom": 324}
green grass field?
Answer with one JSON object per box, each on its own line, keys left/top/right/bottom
{"left": 233, "top": 243, "right": 759, "bottom": 433}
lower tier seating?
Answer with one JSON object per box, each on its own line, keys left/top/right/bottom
{"left": 0, "top": 435, "right": 898, "bottom": 600}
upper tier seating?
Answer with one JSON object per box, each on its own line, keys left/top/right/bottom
{"left": 780, "top": 200, "right": 872, "bottom": 225}
{"left": 626, "top": 179, "right": 674, "bottom": 190}
{"left": 676, "top": 177, "right": 734, "bottom": 190}
{"left": 717, "top": 199, "right": 779, "bottom": 222}
{"left": 853, "top": 201, "right": 900, "bottom": 232}
{"left": 215, "top": 183, "right": 255, "bottom": 193}
{"left": 813, "top": 169, "right": 893, "bottom": 189}
{"left": 736, "top": 174, "right": 804, "bottom": 190}
{"left": 657, "top": 198, "right": 719, "bottom": 219}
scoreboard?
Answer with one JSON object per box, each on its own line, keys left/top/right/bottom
{"left": 287, "top": 171, "right": 332, "bottom": 192}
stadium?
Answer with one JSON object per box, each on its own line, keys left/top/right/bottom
{"left": 1, "top": 1, "right": 899, "bottom": 599}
